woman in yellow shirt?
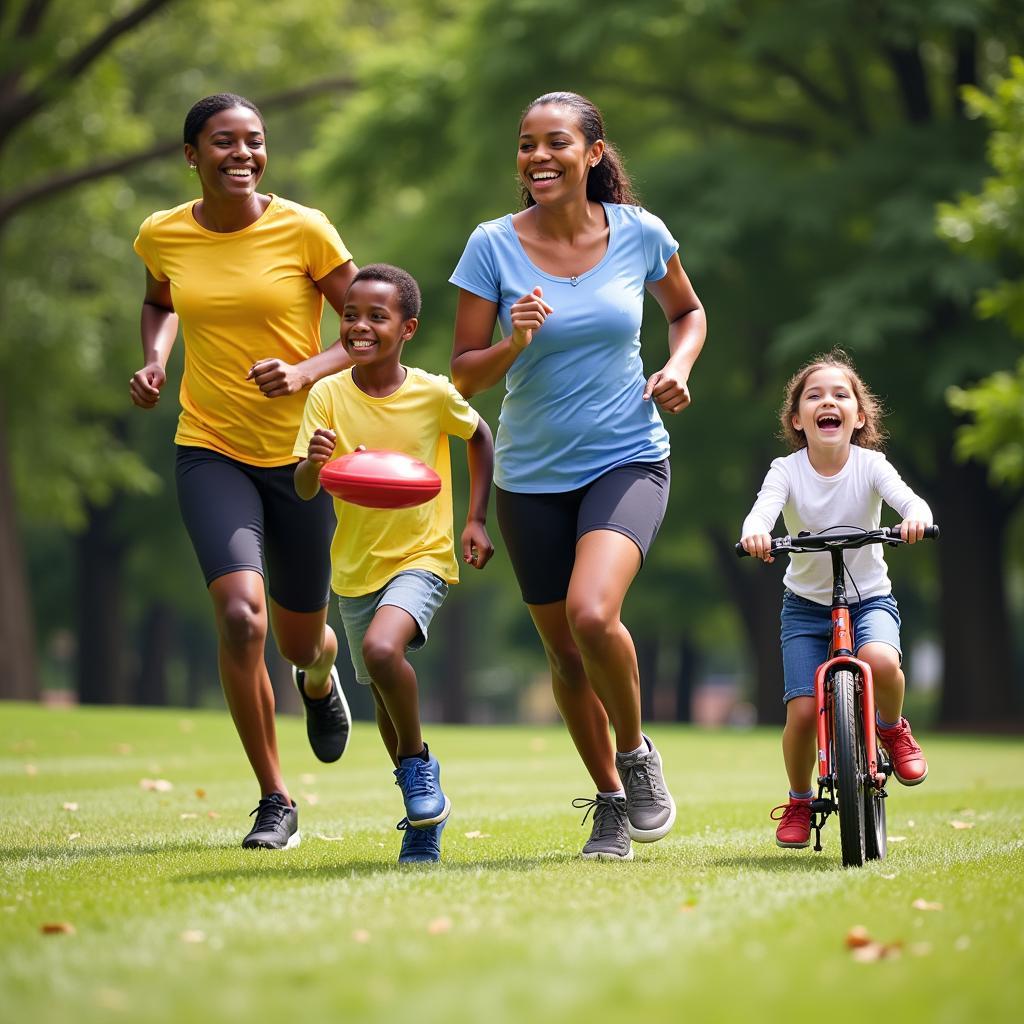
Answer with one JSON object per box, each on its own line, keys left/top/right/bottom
{"left": 130, "top": 93, "right": 357, "bottom": 850}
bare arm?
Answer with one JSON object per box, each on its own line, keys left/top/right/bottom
{"left": 249, "top": 260, "right": 359, "bottom": 398}
{"left": 294, "top": 428, "right": 337, "bottom": 500}
{"left": 642, "top": 254, "right": 707, "bottom": 414}
{"left": 461, "top": 416, "right": 495, "bottom": 568}
{"left": 129, "top": 270, "right": 178, "bottom": 409}
{"left": 450, "top": 287, "right": 552, "bottom": 398}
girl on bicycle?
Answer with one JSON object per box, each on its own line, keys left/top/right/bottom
{"left": 739, "top": 349, "right": 932, "bottom": 850}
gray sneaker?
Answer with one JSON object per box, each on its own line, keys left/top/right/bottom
{"left": 615, "top": 734, "right": 676, "bottom": 842}
{"left": 573, "top": 795, "right": 633, "bottom": 861}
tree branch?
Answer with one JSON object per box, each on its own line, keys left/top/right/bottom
{"left": 0, "top": 0, "right": 53, "bottom": 109}
{"left": 0, "top": 0, "right": 175, "bottom": 142}
{"left": 597, "top": 76, "right": 819, "bottom": 148}
{"left": 951, "top": 29, "right": 976, "bottom": 120}
{"left": 0, "top": 74, "right": 358, "bottom": 228}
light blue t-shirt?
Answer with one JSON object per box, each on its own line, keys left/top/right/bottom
{"left": 450, "top": 203, "right": 677, "bottom": 493}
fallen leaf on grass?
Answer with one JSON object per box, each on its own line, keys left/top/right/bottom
{"left": 139, "top": 778, "right": 173, "bottom": 793}
{"left": 954, "top": 935, "right": 971, "bottom": 952}
{"left": 180, "top": 813, "right": 198, "bottom": 820}
{"left": 194, "top": 788, "right": 206, "bottom": 800}
{"left": 887, "top": 835, "right": 907, "bottom": 842}
{"left": 180, "top": 930, "right": 205, "bottom": 944}
{"left": 464, "top": 830, "right": 491, "bottom": 839}
{"left": 909, "top": 943, "right": 933, "bottom": 957}
{"left": 880, "top": 873, "right": 897, "bottom": 880}
{"left": 114, "top": 743, "right": 133, "bottom": 755}
{"left": 911, "top": 899, "right": 943, "bottom": 911}
{"left": 679, "top": 899, "right": 698, "bottom": 913}
{"left": 62, "top": 802, "right": 78, "bottom": 812}
{"left": 178, "top": 719, "right": 195, "bottom": 734}
{"left": 315, "top": 834, "right": 345, "bottom": 842}
{"left": 67, "top": 833, "right": 81, "bottom": 842}
{"left": 528, "top": 737, "right": 546, "bottom": 753}
{"left": 207, "top": 811, "right": 220, "bottom": 820}
{"left": 300, "top": 773, "right": 317, "bottom": 785}
{"left": 949, "top": 820, "right": 974, "bottom": 830}
{"left": 40, "top": 922, "right": 75, "bottom": 935}
{"left": 24, "top": 764, "right": 37, "bottom": 776}
{"left": 851, "top": 941, "right": 902, "bottom": 963}
{"left": 301, "top": 792, "right": 319, "bottom": 806}
{"left": 427, "top": 917, "right": 452, "bottom": 935}
{"left": 352, "top": 929, "right": 370, "bottom": 943}
{"left": 845, "top": 925, "right": 872, "bottom": 949}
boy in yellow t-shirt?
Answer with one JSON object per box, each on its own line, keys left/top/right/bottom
{"left": 294, "top": 264, "right": 494, "bottom": 864}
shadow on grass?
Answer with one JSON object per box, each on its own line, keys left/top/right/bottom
{"left": 177, "top": 853, "right": 576, "bottom": 883}
{"left": 0, "top": 841, "right": 236, "bottom": 863}
{"left": 706, "top": 853, "right": 841, "bottom": 873}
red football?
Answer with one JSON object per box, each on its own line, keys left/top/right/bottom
{"left": 319, "top": 449, "right": 442, "bottom": 509}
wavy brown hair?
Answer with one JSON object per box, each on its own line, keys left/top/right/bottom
{"left": 779, "top": 349, "right": 886, "bottom": 451}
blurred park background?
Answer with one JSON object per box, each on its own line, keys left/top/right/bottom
{"left": 1, "top": 0, "right": 1022, "bottom": 731}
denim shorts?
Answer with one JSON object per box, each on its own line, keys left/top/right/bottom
{"left": 780, "top": 590, "right": 902, "bottom": 704}
{"left": 337, "top": 569, "right": 449, "bottom": 685}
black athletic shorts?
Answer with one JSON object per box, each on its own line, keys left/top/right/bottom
{"left": 495, "top": 459, "right": 670, "bottom": 606}
{"left": 175, "top": 445, "right": 335, "bottom": 613}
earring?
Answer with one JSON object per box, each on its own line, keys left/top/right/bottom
{"left": 189, "top": 163, "right": 197, "bottom": 171}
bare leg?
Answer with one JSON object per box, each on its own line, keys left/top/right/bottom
{"left": 782, "top": 696, "right": 817, "bottom": 794}
{"left": 209, "top": 571, "right": 288, "bottom": 800}
{"left": 369, "top": 683, "right": 400, "bottom": 767}
{"left": 564, "top": 531, "right": 644, "bottom": 753}
{"left": 858, "top": 642, "right": 905, "bottom": 724}
{"left": 270, "top": 599, "right": 338, "bottom": 699}
{"left": 361, "top": 605, "right": 424, "bottom": 759}
{"left": 528, "top": 601, "right": 619, "bottom": 793}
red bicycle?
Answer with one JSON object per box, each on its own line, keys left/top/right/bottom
{"left": 737, "top": 525, "right": 939, "bottom": 867}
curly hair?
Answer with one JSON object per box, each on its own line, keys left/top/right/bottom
{"left": 183, "top": 93, "right": 264, "bottom": 146}
{"left": 779, "top": 349, "right": 887, "bottom": 451}
{"left": 350, "top": 263, "right": 422, "bottom": 321}
{"left": 518, "top": 91, "right": 638, "bottom": 208}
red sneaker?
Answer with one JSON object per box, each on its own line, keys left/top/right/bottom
{"left": 771, "top": 797, "right": 812, "bottom": 849}
{"left": 877, "top": 717, "right": 928, "bottom": 786}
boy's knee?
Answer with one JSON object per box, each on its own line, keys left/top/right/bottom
{"left": 785, "top": 696, "right": 817, "bottom": 732}
{"left": 545, "top": 643, "right": 586, "bottom": 689}
{"left": 362, "top": 636, "right": 402, "bottom": 678}
{"left": 565, "top": 600, "right": 616, "bottom": 649}
{"left": 278, "top": 637, "right": 322, "bottom": 669}
{"left": 860, "top": 643, "right": 901, "bottom": 681}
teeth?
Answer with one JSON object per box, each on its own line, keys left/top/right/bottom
{"left": 532, "top": 171, "right": 560, "bottom": 180}
{"left": 349, "top": 339, "right": 375, "bottom": 349}
{"left": 224, "top": 169, "right": 251, "bottom": 177}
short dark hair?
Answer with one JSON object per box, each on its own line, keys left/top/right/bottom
{"left": 183, "top": 93, "right": 264, "bottom": 146}
{"left": 519, "top": 91, "right": 637, "bottom": 208}
{"left": 350, "top": 264, "right": 422, "bottom": 320}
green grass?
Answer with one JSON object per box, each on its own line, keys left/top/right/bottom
{"left": 2, "top": 704, "right": 1022, "bottom": 1024}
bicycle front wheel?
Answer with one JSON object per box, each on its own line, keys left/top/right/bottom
{"left": 865, "top": 744, "right": 888, "bottom": 861}
{"left": 832, "top": 668, "right": 866, "bottom": 867}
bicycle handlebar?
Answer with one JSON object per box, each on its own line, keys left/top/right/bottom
{"left": 735, "top": 524, "right": 940, "bottom": 558}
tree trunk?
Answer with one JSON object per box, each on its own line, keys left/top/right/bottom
{"left": 709, "top": 528, "right": 786, "bottom": 725}
{"left": 438, "top": 591, "right": 468, "bottom": 723}
{"left": 133, "top": 602, "right": 174, "bottom": 706}
{"left": 0, "top": 392, "right": 39, "bottom": 700}
{"left": 934, "top": 448, "right": 1021, "bottom": 726}
{"left": 75, "top": 501, "right": 128, "bottom": 704}
{"left": 675, "top": 636, "right": 699, "bottom": 723}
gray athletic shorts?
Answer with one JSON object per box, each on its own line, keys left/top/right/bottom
{"left": 495, "top": 459, "right": 670, "bottom": 605}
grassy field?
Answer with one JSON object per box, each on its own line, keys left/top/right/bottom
{"left": 2, "top": 703, "right": 1022, "bottom": 1024}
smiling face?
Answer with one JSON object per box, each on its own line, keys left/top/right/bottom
{"left": 341, "top": 279, "right": 418, "bottom": 369}
{"left": 517, "top": 104, "right": 604, "bottom": 206}
{"left": 184, "top": 106, "right": 266, "bottom": 200}
{"left": 791, "top": 367, "right": 865, "bottom": 453}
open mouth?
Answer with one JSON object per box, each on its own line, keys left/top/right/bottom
{"left": 816, "top": 414, "right": 841, "bottom": 430}
{"left": 530, "top": 170, "right": 562, "bottom": 184}
{"left": 347, "top": 338, "right": 377, "bottom": 351}
{"left": 222, "top": 167, "right": 256, "bottom": 180}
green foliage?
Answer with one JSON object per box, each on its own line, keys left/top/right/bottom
{"left": 938, "top": 56, "right": 1024, "bottom": 486}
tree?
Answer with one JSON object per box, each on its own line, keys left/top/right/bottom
{"left": 940, "top": 56, "right": 1024, "bottom": 489}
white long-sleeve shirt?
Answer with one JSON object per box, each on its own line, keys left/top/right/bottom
{"left": 741, "top": 446, "right": 933, "bottom": 605}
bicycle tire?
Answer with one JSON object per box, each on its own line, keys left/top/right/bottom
{"left": 865, "top": 743, "right": 888, "bottom": 861}
{"left": 832, "top": 668, "right": 866, "bottom": 867}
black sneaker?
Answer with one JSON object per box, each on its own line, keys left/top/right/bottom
{"left": 293, "top": 664, "right": 351, "bottom": 763}
{"left": 242, "top": 793, "right": 300, "bottom": 849}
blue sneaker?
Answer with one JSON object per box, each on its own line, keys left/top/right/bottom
{"left": 397, "top": 816, "right": 446, "bottom": 864}
{"left": 394, "top": 746, "right": 451, "bottom": 828}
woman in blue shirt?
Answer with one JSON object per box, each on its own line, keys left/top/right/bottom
{"left": 450, "top": 91, "right": 706, "bottom": 860}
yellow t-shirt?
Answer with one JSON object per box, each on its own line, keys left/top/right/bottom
{"left": 293, "top": 367, "right": 480, "bottom": 597}
{"left": 133, "top": 195, "right": 352, "bottom": 466}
